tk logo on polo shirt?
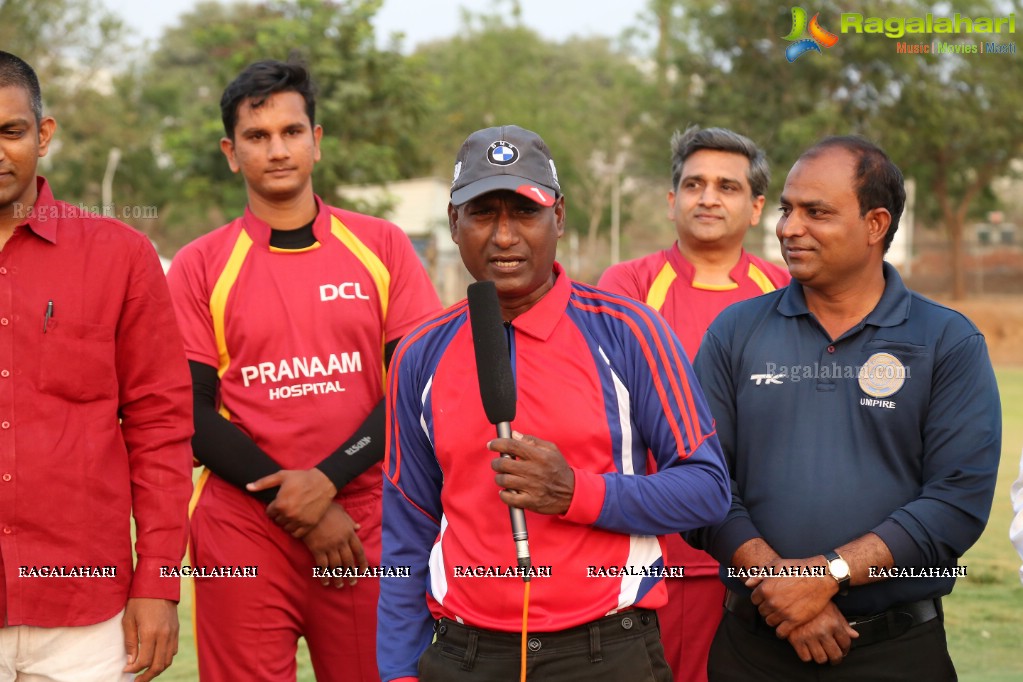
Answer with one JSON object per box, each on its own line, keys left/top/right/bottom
{"left": 750, "top": 372, "right": 785, "bottom": 385}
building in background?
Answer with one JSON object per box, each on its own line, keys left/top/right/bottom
{"left": 338, "top": 177, "right": 469, "bottom": 304}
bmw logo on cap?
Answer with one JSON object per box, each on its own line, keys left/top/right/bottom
{"left": 487, "top": 141, "right": 519, "bottom": 166}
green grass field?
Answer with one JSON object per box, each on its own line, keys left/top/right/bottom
{"left": 163, "top": 368, "right": 1023, "bottom": 680}
{"left": 944, "top": 367, "right": 1023, "bottom": 681}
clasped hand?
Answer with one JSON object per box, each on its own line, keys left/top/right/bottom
{"left": 247, "top": 469, "right": 365, "bottom": 588}
{"left": 746, "top": 557, "right": 857, "bottom": 664}
{"left": 247, "top": 468, "right": 337, "bottom": 537}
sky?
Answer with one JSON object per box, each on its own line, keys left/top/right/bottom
{"left": 102, "top": 0, "right": 651, "bottom": 50}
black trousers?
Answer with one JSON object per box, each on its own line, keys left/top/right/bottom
{"left": 708, "top": 609, "right": 957, "bottom": 681}
{"left": 418, "top": 610, "right": 673, "bottom": 682}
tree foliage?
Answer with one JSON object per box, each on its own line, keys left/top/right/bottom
{"left": 141, "top": 0, "right": 429, "bottom": 246}
{"left": 642, "top": 0, "right": 1023, "bottom": 297}
{"left": 5, "top": 0, "right": 1019, "bottom": 294}
{"left": 414, "top": 5, "right": 655, "bottom": 278}
{"left": 0, "top": 0, "right": 134, "bottom": 213}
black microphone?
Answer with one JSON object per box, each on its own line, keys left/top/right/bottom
{"left": 467, "top": 281, "right": 531, "bottom": 577}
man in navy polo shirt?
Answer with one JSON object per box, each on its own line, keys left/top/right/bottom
{"left": 688, "top": 136, "right": 1000, "bottom": 681}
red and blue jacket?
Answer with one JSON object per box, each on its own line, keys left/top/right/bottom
{"left": 378, "top": 265, "right": 729, "bottom": 681}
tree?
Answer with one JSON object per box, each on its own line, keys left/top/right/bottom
{"left": 877, "top": 0, "right": 1023, "bottom": 298}
{"left": 140, "top": 0, "right": 429, "bottom": 247}
{"left": 0, "top": 0, "right": 124, "bottom": 72}
{"left": 642, "top": 0, "right": 1023, "bottom": 298}
{"left": 0, "top": 0, "right": 135, "bottom": 213}
{"left": 414, "top": 5, "right": 654, "bottom": 279}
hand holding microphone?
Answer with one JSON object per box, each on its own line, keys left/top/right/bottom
{"left": 488, "top": 432, "right": 574, "bottom": 516}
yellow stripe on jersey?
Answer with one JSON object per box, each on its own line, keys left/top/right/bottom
{"left": 269, "top": 243, "right": 321, "bottom": 254}
{"left": 186, "top": 467, "right": 210, "bottom": 657}
{"left": 188, "top": 468, "right": 212, "bottom": 519}
{"left": 692, "top": 281, "right": 739, "bottom": 291}
{"left": 645, "top": 262, "right": 677, "bottom": 312}
{"left": 329, "top": 215, "right": 391, "bottom": 319}
{"left": 748, "top": 263, "right": 779, "bottom": 293}
{"left": 209, "top": 230, "right": 254, "bottom": 379}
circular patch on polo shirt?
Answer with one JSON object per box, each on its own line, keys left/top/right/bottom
{"left": 858, "top": 352, "right": 907, "bottom": 398}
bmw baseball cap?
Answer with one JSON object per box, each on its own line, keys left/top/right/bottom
{"left": 450, "top": 125, "right": 561, "bottom": 207}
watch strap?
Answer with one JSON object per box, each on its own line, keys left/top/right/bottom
{"left": 824, "top": 550, "right": 850, "bottom": 595}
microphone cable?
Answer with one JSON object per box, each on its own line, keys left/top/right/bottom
{"left": 520, "top": 577, "right": 531, "bottom": 682}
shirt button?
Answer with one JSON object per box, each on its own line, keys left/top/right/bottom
{"left": 0, "top": 267, "right": 6, "bottom": 275}
{"left": 0, "top": 370, "right": 8, "bottom": 378}
{"left": 2, "top": 527, "right": 11, "bottom": 535}
{"left": 827, "top": 345, "right": 836, "bottom": 353}
{"left": 0, "top": 422, "right": 9, "bottom": 429}
{"left": 1, "top": 474, "right": 10, "bottom": 482}
{"left": 0, "top": 318, "right": 8, "bottom": 326}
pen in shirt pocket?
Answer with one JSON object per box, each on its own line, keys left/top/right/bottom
{"left": 43, "top": 300, "right": 54, "bottom": 333}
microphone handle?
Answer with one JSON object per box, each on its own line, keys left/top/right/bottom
{"left": 497, "top": 421, "right": 532, "bottom": 574}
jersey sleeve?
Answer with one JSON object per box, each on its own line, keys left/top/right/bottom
{"left": 378, "top": 335, "right": 444, "bottom": 682}
{"left": 379, "top": 224, "right": 442, "bottom": 344}
{"left": 596, "top": 261, "right": 645, "bottom": 300}
{"left": 166, "top": 241, "right": 219, "bottom": 367}
{"left": 565, "top": 297, "right": 730, "bottom": 536}
{"left": 167, "top": 238, "right": 286, "bottom": 496}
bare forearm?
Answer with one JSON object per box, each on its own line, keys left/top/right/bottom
{"left": 731, "top": 537, "right": 781, "bottom": 570}
{"left": 836, "top": 532, "right": 894, "bottom": 586}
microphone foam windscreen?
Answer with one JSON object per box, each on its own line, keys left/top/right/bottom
{"left": 467, "top": 281, "right": 517, "bottom": 424}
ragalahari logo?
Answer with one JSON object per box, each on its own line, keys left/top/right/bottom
{"left": 783, "top": 7, "right": 839, "bottom": 61}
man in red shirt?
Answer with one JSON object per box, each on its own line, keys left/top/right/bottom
{"left": 167, "top": 59, "right": 440, "bottom": 681}
{"left": 599, "top": 126, "right": 789, "bottom": 682}
{"left": 0, "top": 51, "right": 193, "bottom": 680}
{"left": 380, "top": 124, "right": 729, "bottom": 682}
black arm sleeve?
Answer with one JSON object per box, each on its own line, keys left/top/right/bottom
{"left": 313, "top": 338, "right": 401, "bottom": 491}
{"left": 190, "top": 360, "right": 280, "bottom": 504}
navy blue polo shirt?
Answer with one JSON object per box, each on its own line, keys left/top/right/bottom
{"left": 689, "top": 263, "right": 1001, "bottom": 616}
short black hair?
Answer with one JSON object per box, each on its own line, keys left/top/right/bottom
{"left": 220, "top": 59, "right": 316, "bottom": 139}
{"left": 799, "top": 136, "right": 906, "bottom": 253}
{"left": 671, "top": 125, "right": 769, "bottom": 198}
{"left": 0, "top": 51, "right": 43, "bottom": 124}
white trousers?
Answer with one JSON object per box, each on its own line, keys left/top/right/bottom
{"left": 0, "top": 610, "right": 132, "bottom": 681}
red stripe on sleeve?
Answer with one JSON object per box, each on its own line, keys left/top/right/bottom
{"left": 571, "top": 292, "right": 706, "bottom": 458}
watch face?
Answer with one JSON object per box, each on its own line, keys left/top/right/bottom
{"left": 829, "top": 558, "right": 851, "bottom": 580}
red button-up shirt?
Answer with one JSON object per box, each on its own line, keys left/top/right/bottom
{"left": 0, "top": 177, "right": 193, "bottom": 627}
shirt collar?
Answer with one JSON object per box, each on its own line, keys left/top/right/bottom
{"left": 241, "top": 195, "right": 332, "bottom": 247}
{"left": 777, "top": 261, "right": 911, "bottom": 330}
{"left": 507, "top": 262, "right": 571, "bottom": 342}
{"left": 666, "top": 242, "right": 753, "bottom": 284}
{"left": 666, "top": 243, "right": 696, "bottom": 282}
{"left": 21, "top": 177, "right": 58, "bottom": 244}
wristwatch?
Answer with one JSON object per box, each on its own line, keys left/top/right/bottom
{"left": 824, "top": 550, "right": 850, "bottom": 595}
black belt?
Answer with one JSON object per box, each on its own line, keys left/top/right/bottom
{"left": 434, "top": 609, "right": 659, "bottom": 657}
{"left": 723, "top": 590, "right": 941, "bottom": 648}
